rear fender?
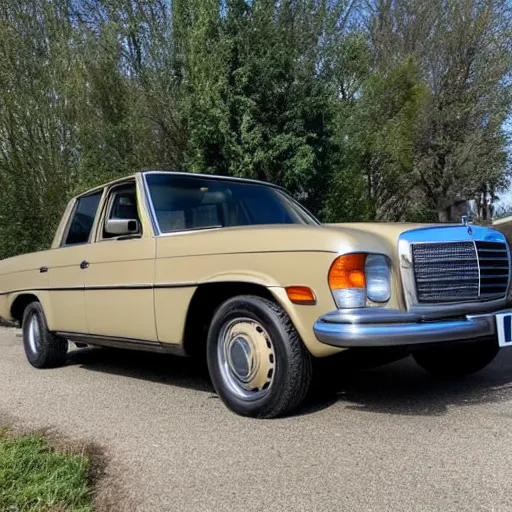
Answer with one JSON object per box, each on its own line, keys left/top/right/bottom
{"left": 7, "top": 291, "right": 56, "bottom": 329}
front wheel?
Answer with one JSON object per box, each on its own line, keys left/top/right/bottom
{"left": 22, "top": 302, "right": 68, "bottom": 369}
{"left": 207, "top": 295, "right": 312, "bottom": 418}
{"left": 412, "top": 338, "right": 499, "bottom": 377}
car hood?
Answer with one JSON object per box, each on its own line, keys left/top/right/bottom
{"left": 155, "top": 222, "right": 446, "bottom": 260}
{"left": 325, "top": 222, "right": 438, "bottom": 250}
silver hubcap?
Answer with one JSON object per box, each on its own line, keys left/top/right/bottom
{"left": 27, "top": 314, "right": 41, "bottom": 354}
{"left": 218, "top": 318, "right": 276, "bottom": 401}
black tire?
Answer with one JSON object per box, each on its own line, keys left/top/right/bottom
{"left": 22, "top": 301, "right": 68, "bottom": 369}
{"left": 412, "top": 338, "right": 499, "bottom": 377}
{"left": 206, "top": 295, "right": 312, "bottom": 419}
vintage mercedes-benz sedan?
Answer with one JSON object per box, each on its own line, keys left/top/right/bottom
{"left": 0, "top": 171, "right": 511, "bottom": 418}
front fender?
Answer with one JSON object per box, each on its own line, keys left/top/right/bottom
{"left": 199, "top": 261, "right": 346, "bottom": 358}
{"left": 201, "top": 270, "right": 280, "bottom": 287}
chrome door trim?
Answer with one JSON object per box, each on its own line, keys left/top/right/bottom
{"left": 59, "top": 331, "right": 187, "bottom": 356}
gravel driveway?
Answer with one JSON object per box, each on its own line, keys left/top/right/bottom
{"left": 1, "top": 326, "right": 512, "bottom": 512}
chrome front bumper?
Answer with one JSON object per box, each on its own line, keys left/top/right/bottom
{"left": 313, "top": 308, "right": 506, "bottom": 348}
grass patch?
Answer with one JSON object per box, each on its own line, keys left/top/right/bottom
{"left": 0, "top": 429, "right": 94, "bottom": 511}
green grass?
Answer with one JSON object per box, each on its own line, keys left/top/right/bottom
{"left": 0, "top": 429, "right": 94, "bottom": 511}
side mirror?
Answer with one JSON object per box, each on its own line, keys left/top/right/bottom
{"left": 105, "top": 218, "right": 140, "bottom": 236}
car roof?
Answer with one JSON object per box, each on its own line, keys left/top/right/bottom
{"left": 74, "top": 170, "right": 286, "bottom": 200}
{"left": 141, "top": 170, "right": 286, "bottom": 191}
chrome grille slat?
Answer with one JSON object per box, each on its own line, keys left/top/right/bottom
{"left": 411, "top": 240, "right": 510, "bottom": 303}
{"left": 481, "top": 292, "right": 507, "bottom": 299}
{"left": 417, "top": 277, "right": 481, "bottom": 283}
{"left": 476, "top": 241, "right": 510, "bottom": 299}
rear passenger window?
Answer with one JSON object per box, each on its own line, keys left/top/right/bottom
{"left": 64, "top": 192, "right": 102, "bottom": 245}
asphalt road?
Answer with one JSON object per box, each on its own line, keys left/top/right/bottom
{"left": 2, "top": 326, "right": 512, "bottom": 512}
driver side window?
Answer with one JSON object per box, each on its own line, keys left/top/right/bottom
{"left": 102, "top": 184, "right": 142, "bottom": 240}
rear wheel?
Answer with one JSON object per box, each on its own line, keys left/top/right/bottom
{"left": 22, "top": 302, "right": 68, "bottom": 369}
{"left": 412, "top": 338, "right": 499, "bottom": 377}
{"left": 207, "top": 295, "right": 312, "bottom": 418}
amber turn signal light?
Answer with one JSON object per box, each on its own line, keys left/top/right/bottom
{"left": 328, "top": 253, "right": 367, "bottom": 290}
{"left": 286, "top": 286, "right": 317, "bottom": 305}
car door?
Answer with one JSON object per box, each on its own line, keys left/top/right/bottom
{"left": 84, "top": 180, "right": 157, "bottom": 341}
{"left": 48, "top": 190, "right": 103, "bottom": 334}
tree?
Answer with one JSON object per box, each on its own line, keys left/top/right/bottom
{"left": 75, "top": 0, "right": 186, "bottom": 176}
{"left": 181, "top": 0, "right": 339, "bottom": 213}
{"left": 0, "top": 0, "right": 84, "bottom": 258}
{"left": 370, "top": 0, "right": 512, "bottom": 222}
{"left": 325, "top": 56, "right": 428, "bottom": 222}
{"left": 1, "top": 0, "right": 511, "bottom": 259}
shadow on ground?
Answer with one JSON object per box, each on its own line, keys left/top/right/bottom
{"left": 68, "top": 347, "right": 214, "bottom": 393}
{"left": 302, "top": 348, "right": 512, "bottom": 417}
{"left": 67, "top": 344, "right": 512, "bottom": 418}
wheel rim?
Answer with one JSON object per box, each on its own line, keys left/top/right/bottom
{"left": 217, "top": 318, "right": 275, "bottom": 401}
{"left": 27, "top": 313, "right": 41, "bottom": 354}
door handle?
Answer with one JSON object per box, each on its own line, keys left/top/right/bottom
{"left": 80, "top": 260, "right": 89, "bottom": 270}
{"left": 39, "top": 266, "right": 48, "bottom": 273}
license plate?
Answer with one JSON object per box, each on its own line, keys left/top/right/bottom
{"left": 496, "top": 312, "right": 512, "bottom": 348}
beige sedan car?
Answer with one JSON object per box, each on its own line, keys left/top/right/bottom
{"left": 0, "top": 171, "right": 511, "bottom": 418}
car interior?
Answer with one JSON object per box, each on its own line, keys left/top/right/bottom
{"left": 148, "top": 177, "right": 298, "bottom": 233}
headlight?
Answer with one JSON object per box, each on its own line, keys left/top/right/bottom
{"left": 365, "top": 254, "right": 391, "bottom": 303}
{"left": 328, "top": 253, "right": 391, "bottom": 308}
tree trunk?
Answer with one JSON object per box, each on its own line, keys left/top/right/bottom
{"left": 437, "top": 204, "right": 452, "bottom": 223}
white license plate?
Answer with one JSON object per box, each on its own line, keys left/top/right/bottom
{"left": 496, "top": 312, "right": 512, "bottom": 348}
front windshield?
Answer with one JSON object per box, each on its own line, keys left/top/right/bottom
{"left": 144, "top": 173, "right": 319, "bottom": 233}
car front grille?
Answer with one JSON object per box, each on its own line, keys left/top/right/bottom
{"left": 411, "top": 241, "right": 510, "bottom": 303}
